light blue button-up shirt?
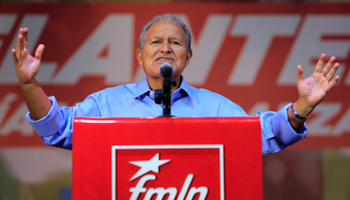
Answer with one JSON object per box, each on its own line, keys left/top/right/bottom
{"left": 27, "top": 77, "right": 307, "bottom": 154}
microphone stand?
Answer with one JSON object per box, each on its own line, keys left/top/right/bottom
{"left": 155, "top": 72, "right": 176, "bottom": 117}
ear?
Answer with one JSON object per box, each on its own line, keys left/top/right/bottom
{"left": 136, "top": 49, "right": 143, "bottom": 66}
{"left": 185, "top": 50, "right": 192, "bottom": 67}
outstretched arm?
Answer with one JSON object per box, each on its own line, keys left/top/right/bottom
{"left": 12, "top": 28, "right": 51, "bottom": 120}
{"left": 288, "top": 54, "right": 340, "bottom": 131}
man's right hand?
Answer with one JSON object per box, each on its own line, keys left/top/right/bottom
{"left": 12, "top": 27, "right": 44, "bottom": 85}
{"left": 11, "top": 28, "right": 51, "bottom": 120}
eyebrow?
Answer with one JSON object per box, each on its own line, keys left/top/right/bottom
{"left": 149, "top": 36, "right": 184, "bottom": 42}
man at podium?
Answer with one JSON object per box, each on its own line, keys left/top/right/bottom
{"left": 11, "top": 14, "right": 339, "bottom": 154}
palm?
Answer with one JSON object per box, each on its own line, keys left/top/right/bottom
{"left": 298, "top": 73, "right": 329, "bottom": 107}
{"left": 17, "top": 48, "right": 41, "bottom": 83}
{"left": 297, "top": 54, "right": 339, "bottom": 108}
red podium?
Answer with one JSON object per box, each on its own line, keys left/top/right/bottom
{"left": 73, "top": 117, "right": 262, "bottom": 200}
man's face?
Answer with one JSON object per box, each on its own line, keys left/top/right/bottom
{"left": 136, "top": 21, "right": 192, "bottom": 82}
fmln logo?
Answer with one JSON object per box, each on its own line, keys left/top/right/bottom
{"left": 112, "top": 145, "right": 225, "bottom": 200}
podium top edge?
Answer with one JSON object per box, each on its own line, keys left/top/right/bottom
{"left": 73, "top": 117, "right": 260, "bottom": 124}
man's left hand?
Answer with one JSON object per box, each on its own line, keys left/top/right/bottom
{"left": 294, "top": 53, "right": 340, "bottom": 117}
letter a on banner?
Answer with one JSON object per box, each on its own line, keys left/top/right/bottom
{"left": 53, "top": 14, "right": 134, "bottom": 85}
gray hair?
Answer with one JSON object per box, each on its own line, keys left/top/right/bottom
{"left": 139, "top": 14, "right": 192, "bottom": 53}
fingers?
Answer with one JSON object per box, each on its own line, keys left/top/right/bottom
{"left": 297, "top": 65, "right": 304, "bottom": 82}
{"left": 11, "top": 49, "right": 19, "bottom": 65}
{"left": 314, "top": 54, "right": 340, "bottom": 82}
{"left": 322, "top": 56, "right": 336, "bottom": 75}
{"left": 325, "top": 62, "right": 339, "bottom": 82}
{"left": 318, "top": 54, "right": 341, "bottom": 91}
{"left": 24, "top": 28, "right": 29, "bottom": 49}
{"left": 15, "top": 28, "right": 28, "bottom": 53}
{"left": 16, "top": 29, "right": 24, "bottom": 53}
{"left": 328, "top": 75, "right": 340, "bottom": 90}
{"left": 35, "top": 44, "right": 45, "bottom": 60}
{"left": 314, "top": 53, "right": 325, "bottom": 73}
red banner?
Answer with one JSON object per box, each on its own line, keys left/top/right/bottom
{"left": 0, "top": 3, "right": 349, "bottom": 147}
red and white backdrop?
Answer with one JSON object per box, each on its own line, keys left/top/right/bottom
{"left": 0, "top": 3, "right": 349, "bottom": 200}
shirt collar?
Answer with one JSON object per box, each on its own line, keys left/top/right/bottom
{"left": 133, "top": 76, "right": 194, "bottom": 101}
{"left": 176, "top": 76, "right": 193, "bottom": 100}
{"left": 133, "top": 76, "right": 151, "bottom": 100}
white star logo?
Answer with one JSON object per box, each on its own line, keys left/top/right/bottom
{"left": 129, "top": 153, "right": 170, "bottom": 181}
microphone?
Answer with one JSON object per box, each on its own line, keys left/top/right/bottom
{"left": 159, "top": 63, "right": 173, "bottom": 78}
{"left": 155, "top": 62, "right": 176, "bottom": 117}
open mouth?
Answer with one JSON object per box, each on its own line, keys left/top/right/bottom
{"left": 157, "top": 58, "right": 173, "bottom": 61}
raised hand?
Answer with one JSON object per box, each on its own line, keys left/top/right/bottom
{"left": 292, "top": 54, "right": 340, "bottom": 119}
{"left": 11, "top": 28, "right": 44, "bottom": 85}
{"left": 11, "top": 28, "right": 51, "bottom": 120}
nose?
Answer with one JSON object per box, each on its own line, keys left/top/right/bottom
{"left": 160, "top": 41, "right": 171, "bottom": 53}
